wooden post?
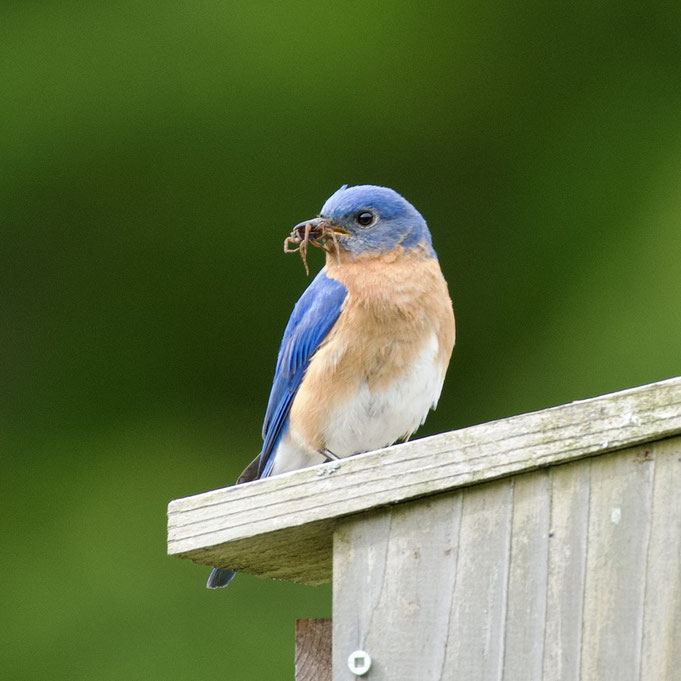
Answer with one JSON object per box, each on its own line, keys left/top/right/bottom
{"left": 295, "top": 619, "right": 331, "bottom": 681}
{"left": 168, "top": 376, "right": 681, "bottom": 681}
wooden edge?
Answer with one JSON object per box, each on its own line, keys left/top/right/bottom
{"left": 175, "top": 519, "right": 334, "bottom": 585}
{"left": 167, "top": 377, "right": 681, "bottom": 580}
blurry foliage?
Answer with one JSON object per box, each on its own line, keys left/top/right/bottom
{"left": 2, "top": 1, "right": 680, "bottom": 679}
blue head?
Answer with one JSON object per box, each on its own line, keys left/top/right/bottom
{"left": 303, "top": 185, "right": 435, "bottom": 257}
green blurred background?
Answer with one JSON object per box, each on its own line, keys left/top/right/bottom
{"left": 2, "top": 1, "right": 680, "bottom": 678}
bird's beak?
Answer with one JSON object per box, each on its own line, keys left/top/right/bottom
{"left": 291, "top": 217, "right": 349, "bottom": 240}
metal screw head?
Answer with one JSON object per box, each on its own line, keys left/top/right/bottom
{"left": 347, "top": 650, "right": 372, "bottom": 676}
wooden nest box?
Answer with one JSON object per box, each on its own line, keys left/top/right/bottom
{"left": 168, "top": 377, "right": 681, "bottom": 680}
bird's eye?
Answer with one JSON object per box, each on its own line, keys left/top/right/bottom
{"left": 356, "top": 211, "right": 375, "bottom": 226}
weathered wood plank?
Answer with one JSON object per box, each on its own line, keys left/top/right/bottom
{"left": 168, "top": 377, "right": 681, "bottom": 583}
{"left": 502, "top": 471, "right": 551, "bottom": 680}
{"left": 332, "top": 510, "right": 392, "bottom": 663}
{"left": 443, "top": 480, "right": 514, "bottom": 680}
{"left": 332, "top": 494, "right": 462, "bottom": 680}
{"left": 542, "top": 461, "right": 590, "bottom": 681}
{"left": 179, "top": 520, "right": 334, "bottom": 585}
{"left": 580, "top": 445, "right": 655, "bottom": 680}
{"left": 331, "top": 441, "right": 681, "bottom": 680}
{"left": 640, "top": 438, "right": 681, "bottom": 680}
{"left": 295, "top": 619, "right": 331, "bottom": 681}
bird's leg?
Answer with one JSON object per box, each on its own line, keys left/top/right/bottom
{"left": 320, "top": 448, "right": 340, "bottom": 462}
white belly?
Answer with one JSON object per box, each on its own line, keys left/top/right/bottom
{"left": 322, "top": 331, "right": 445, "bottom": 456}
{"left": 268, "top": 433, "right": 324, "bottom": 476}
{"left": 271, "top": 332, "right": 446, "bottom": 476}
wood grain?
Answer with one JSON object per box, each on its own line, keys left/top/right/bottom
{"left": 640, "top": 439, "right": 681, "bottom": 680}
{"left": 168, "top": 376, "right": 681, "bottom": 584}
{"left": 503, "top": 471, "right": 551, "bottom": 680}
{"left": 332, "top": 492, "right": 464, "bottom": 681}
{"left": 329, "top": 441, "right": 681, "bottom": 680}
{"left": 443, "top": 480, "right": 514, "bottom": 680}
{"left": 542, "top": 462, "right": 590, "bottom": 681}
{"left": 295, "top": 619, "right": 331, "bottom": 681}
{"left": 580, "top": 446, "right": 655, "bottom": 680}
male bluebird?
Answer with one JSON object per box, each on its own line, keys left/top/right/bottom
{"left": 207, "top": 185, "right": 455, "bottom": 588}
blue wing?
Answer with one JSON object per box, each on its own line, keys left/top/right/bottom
{"left": 257, "top": 269, "right": 347, "bottom": 477}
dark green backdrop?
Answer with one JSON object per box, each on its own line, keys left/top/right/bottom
{"left": 3, "top": 1, "right": 680, "bottom": 679}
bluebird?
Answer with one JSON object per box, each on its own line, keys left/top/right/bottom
{"left": 207, "top": 185, "right": 455, "bottom": 588}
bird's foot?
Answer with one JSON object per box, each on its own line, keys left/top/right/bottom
{"left": 320, "top": 448, "right": 340, "bottom": 462}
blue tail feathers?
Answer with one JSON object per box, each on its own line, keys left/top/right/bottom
{"left": 206, "top": 567, "right": 237, "bottom": 589}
